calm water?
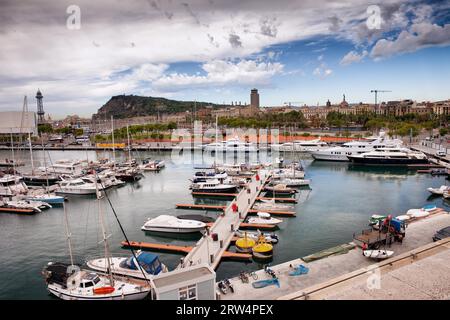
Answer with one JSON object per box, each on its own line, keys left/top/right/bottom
{"left": 0, "top": 148, "right": 447, "bottom": 299}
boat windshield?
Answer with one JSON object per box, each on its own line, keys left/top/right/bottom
{"left": 119, "top": 253, "right": 162, "bottom": 275}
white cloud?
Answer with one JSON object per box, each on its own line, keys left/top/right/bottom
{"left": 153, "top": 59, "right": 284, "bottom": 91}
{"left": 371, "top": 22, "right": 450, "bottom": 59}
{"left": 313, "top": 62, "right": 333, "bottom": 78}
{"left": 340, "top": 50, "right": 368, "bottom": 65}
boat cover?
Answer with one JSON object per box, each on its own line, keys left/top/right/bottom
{"left": 120, "top": 252, "right": 162, "bottom": 275}
{"left": 289, "top": 265, "right": 309, "bottom": 276}
{"left": 252, "top": 278, "right": 280, "bottom": 289}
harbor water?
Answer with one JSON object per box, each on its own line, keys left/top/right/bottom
{"left": 0, "top": 149, "right": 447, "bottom": 299}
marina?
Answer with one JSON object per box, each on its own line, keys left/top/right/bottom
{"left": 1, "top": 148, "right": 449, "bottom": 299}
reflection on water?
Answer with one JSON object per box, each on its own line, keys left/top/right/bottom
{"left": 0, "top": 150, "right": 447, "bottom": 298}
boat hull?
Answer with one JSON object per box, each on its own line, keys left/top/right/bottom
{"left": 349, "top": 157, "right": 429, "bottom": 166}
{"left": 191, "top": 187, "right": 237, "bottom": 193}
{"left": 47, "top": 286, "right": 149, "bottom": 300}
{"left": 141, "top": 226, "right": 205, "bottom": 233}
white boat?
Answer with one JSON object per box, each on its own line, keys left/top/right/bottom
{"left": 24, "top": 193, "right": 65, "bottom": 204}
{"left": 311, "top": 131, "right": 403, "bottom": 161}
{"left": 56, "top": 178, "right": 104, "bottom": 195}
{"left": 44, "top": 263, "right": 150, "bottom": 300}
{"left": 138, "top": 159, "right": 165, "bottom": 171}
{"left": 363, "top": 250, "right": 394, "bottom": 259}
{"left": 192, "top": 171, "right": 228, "bottom": 183}
{"left": 234, "top": 230, "right": 279, "bottom": 244}
{"left": 348, "top": 147, "right": 429, "bottom": 166}
{"left": 395, "top": 214, "right": 411, "bottom": 221}
{"left": 252, "top": 199, "right": 293, "bottom": 212}
{"left": 0, "top": 175, "right": 28, "bottom": 197}
{"left": 40, "top": 159, "right": 87, "bottom": 176}
{"left": 203, "top": 137, "right": 258, "bottom": 152}
{"left": 247, "top": 212, "right": 283, "bottom": 225}
{"left": 406, "top": 208, "right": 429, "bottom": 218}
{"left": 6, "top": 200, "right": 52, "bottom": 213}
{"left": 264, "top": 184, "right": 297, "bottom": 194}
{"left": 272, "top": 168, "right": 305, "bottom": 179}
{"left": 87, "top": 251, "right": 168, "bottom": 280}
{"left": 190, "top": 179, "right": 238, "bottom": 193}
{"left": 427, "top": 185, "right": 450, "bottom": 195}
{"left": 141, "top": 215, "right": 206, "bottom": 233}
{"left": 270, "top": 178, "right": 310, "bottom": 187}
{"left": 271, "top": 138, "right": 328, "bottom": 152}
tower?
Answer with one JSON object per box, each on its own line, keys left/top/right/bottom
{"left": 250, "top": 88, "right": 260, "bottom": 110}
{"left": 36, "top": 89, "right": 45, "bottom": 124}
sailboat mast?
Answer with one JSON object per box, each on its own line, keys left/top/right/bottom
{"left": 10, "top": 130, "right": 16, "bottom": 174}
{"left": 126, "top": 124, "right": 131, "bottom": 162}
{"left": 28, "top": 132, "right": 34, "bottom": 174}
{"left": 41, "top": 137, "right": 50, "bottom": 189}
{"left": 111, "top": 116, "right": 116, "bottom": 168}
{"left": 96, "top": 184, "right": 114, "bottom": 285}
{"left": 63, "top": 203, "right": 74, "bottom": 266}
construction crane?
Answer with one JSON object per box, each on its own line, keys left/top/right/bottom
{"left": 370, "top": 90, "right": 391, "bottom": 111}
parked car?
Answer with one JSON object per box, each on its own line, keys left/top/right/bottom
{"left": 432, "top": 226, "right": 450, "bottom": 241}
{"left": 436, "top": 150, "right": 446, "bottom": 157}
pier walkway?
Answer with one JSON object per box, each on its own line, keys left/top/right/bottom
{"left": 178, "top": 169, "right": 270, "bottom": 270}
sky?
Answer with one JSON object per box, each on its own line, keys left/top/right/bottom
{"left": 0, "top": 0, "right": 450, "bottom": 118}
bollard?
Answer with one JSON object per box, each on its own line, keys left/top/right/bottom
{"left": 248, "top": 198, "right": 250, "bottom": 204}
{"left": 219, "top": 240, "right": 223, "bottom": 248}
{"left": 210, "top": 254, "right": 214, "bottom": 264}
{"left": 230, "top": 224, "right": 234, "bottom": 231}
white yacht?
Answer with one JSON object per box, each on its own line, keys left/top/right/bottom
{"left": 190, "top": 179, "right": 238, "bottom": 193}
{"left": 0, "top": 175, "right": 28, "bottom": 197}
{"left": 311, "top": 131, "right": 403, "bottom": 161}
{"left": 191, "top": 171, "right": 228, "bottom": 183}
{"left": 247, "top": 212, "right": 283, "bottom": 225}
{"left": 141, "top": 215, "right": 206, "bottom": 233}
{"left": 203, "top": 137, "right": 258, "bottom": 152}
{"left": 347, "top": 147, "right": 429, "bottom": 166}
{"left": 39, "top": 159, "right": 87, "bottom": 176}
{"left": 56, "top": 178, "right": 104, "bottom": 195}
{"left": 271, "top": 138, "right": 328, "bottom": 152}
{"left": 87, "top": 251, "right": 168, "bottom": 280}
{"left": 252, "top": 199, "right": 294, "bottom": 212}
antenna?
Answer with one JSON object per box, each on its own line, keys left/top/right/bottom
{"left": 370, "top": 90, "right": 391, "bottom": 112}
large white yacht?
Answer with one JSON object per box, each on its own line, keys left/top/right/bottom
{"left": 203, "top": 137, "right": 258, "bottom": 152}
{"left": 347, "top": 147, "right": 429, "bottom": 166}
{"left": 271, "top": 138, "right": 328, "bottom": 152}
{"left": 311, "top": 131, "right": 403, "bottom": 161}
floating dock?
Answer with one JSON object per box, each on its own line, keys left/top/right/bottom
{"left": 121, "top": 240, "right": 251, "bottom": 262}
{"left": 175, "top": 204, "right": 226, "bottom": 211}
{"left": 256, "top": 197, "right": 297, "bottom": 203}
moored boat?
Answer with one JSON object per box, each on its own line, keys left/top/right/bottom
{"left": 141, "top": 215, "right": 206, "bottom": 233}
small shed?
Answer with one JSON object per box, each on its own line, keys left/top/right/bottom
{"left": 150, "top": 264, "right": 216, "bottom": 300}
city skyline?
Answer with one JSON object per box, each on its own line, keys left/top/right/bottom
{"left": 1, "top": 0, "right": 450, "bottom": 118}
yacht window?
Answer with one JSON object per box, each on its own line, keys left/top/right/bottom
{"left": 93, "top": 277, "right": 100, "bottom": 284}
{"left": 179, "top": 284, "right": 197, "bottom": 300}
{"left": 84, "top": 281, "right": 94, "bottom": 288}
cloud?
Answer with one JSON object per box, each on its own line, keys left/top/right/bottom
{"left": 260, "top": 16, "right": 278, "bottom": 37}
{"left": 228, "top": 33, "right": 243, "bottom": 48}
{"left": 371, "top": 22, "right": 450, "bottom": 59}
{"left": 313, "top": 62, "right": 333, "bottom": 78}
{"left": 153, "top": 59, "right": 284, "bottom": 91}
{"left": 340, "top": 50, "right": 368, "bottom": 65}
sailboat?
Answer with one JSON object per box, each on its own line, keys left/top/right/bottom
{"left": 42, "top": 182, "right": 151, "bottom": 300}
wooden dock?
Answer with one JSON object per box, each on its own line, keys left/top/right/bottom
{"left": 121, "top": 240, "right": 251, "bottom": 261}
{"left": 256, "top": 197, "right": 297, "bottom": 203}
{"left": 191, "top": 192, "right": 238, "bottom": 198}
{"left": 179, "top": 170, "right": 272, "bottom": 269}
{"left": 239, "top": 222, "right": 278, "bottom": 230}
{"left": 175, "top": 204, "right": 226, "bottom": 211}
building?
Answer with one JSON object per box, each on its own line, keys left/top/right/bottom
{"left": 432, "top": 100, "right": 450, "bottom": 116}
{"left": 250, "top": 88, "right": 260, "bottom": 110}
{"left": 150, "top": 264, "right": 216, "bottom": 300}
{"left": 0, "top": 111, "right": 37, "bottom": 135}
{"left": 36, "top": 89, "right": 45, "bottom": 124}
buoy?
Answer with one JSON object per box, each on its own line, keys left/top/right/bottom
{"left": 235, "top": 232, "right": 256, "bottom": 253}
{"left": 232, "top": 203, "right": 238, "bottom": 212}
{"left": 252, "top": 235, "right": 273, "bottom": 256}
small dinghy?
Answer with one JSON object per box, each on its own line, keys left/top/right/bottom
{"left": 369, "top": 214, "right": 387, "bottom": 225}
{"left": 422, "top": 204, "right": 437, "bottom": 211}
{"left": 395, "top": 214, "right": 411, "bottom": 221}
{"left": 427, "top": 185, "right": 449, "bottom": 195}
{"left": 251, "top": 278, "right": 280, "bottom": 289}
{"left": 363, "top": 250, "right": 394, "bottom": 259}
{"left": 406, "top": 208, "right": 429, "bottom": 218}
{"left": 264, "top": 184, "right": 297, "bottom": 194}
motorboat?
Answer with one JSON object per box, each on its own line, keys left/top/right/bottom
{"left": 252, "top": 199, "right": 293, "bottom": 212}
{"left": 0, "top": 174, "right": 28, "bottom": 197}
{"left": 369, "top": 214, "right": 387, "bottom": 225}
{"left": 427, "top": 185, "right": 449, "bottom": 195}
{"left": 97, "top": 170, "right": 126, "bottom": 187}
{"left": 264, "top": 184, "right": 297, "bottom": 194}
{"left": 311, "top": 131, "right": 403, "bottom": 161}
{"left": 406, "top": 208, "right": 429, "bottom": 218}
{"left": 115, "top": 167, "right": 143, "bottom": 182}
{"left": 42, "top": 263, "right": 150, "bottom": 300}
{"left": 347, "top": 147, "right": 429, "bottom": 166}
{"left": 363, "top": 250, "right": 394, "bottom": 259}
{"left": 0, "top": 199, "right": 41, "bottom": 214}
{"left": 190, "top": 179, "right": 238, "bottom": 193}
{"left": 87, "top": 251, "right": 168, "bottom": 280}
{"left": 141, "top": 215, "right": 206, "bottom": 233}
{"left": 40, "top": 159, "right": 87, "bottom": 176}
{"left": 56, "top": 178, "right": 103, "bottom": 195}
{"left": 138, "top": 159, "right": 165, "bottom": 171}
{"left": 203, "top": 137, "right": 258, "bottom": 153}
{"left": 176, "top": 214, "right": 215, "bottom": 223}
{"left": 247, "top": 212, "right": 283, "bottom": 225}
{"left": 269, "top": 178, "right": 310, "bottom": 187}
{"left": 24, "top": 193, "right": 65, "bottom": 205}
{"left": 272, "top": 168, "right": 305, "bottom": 179}
{"left": 6, "top": 200, "right": 52, "bottom": 213}
{"left": 191, "top": 171, "right": 228, "bottom": 183}
{"left": 252, "top": 235, "right": 273, "bottom": 258}
{"left": 271, "top": 138, "right": 328, "bottom": 152}
{"left": 234, "top": 230, "right": 279, "bottom": 244}
{"left": 21, "top": 173, "right": 60, "bottom": 186}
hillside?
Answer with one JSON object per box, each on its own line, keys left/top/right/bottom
{"left": 92, "top": 95, "right": 225, "bottom": 119}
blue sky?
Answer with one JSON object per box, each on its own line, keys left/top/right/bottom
{"left": 0, "top": 0, "right": 449, "bottom": 117}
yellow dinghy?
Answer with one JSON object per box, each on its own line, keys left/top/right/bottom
{"left": 235, "top": 232, "right": 256, "bottom": 253}
{"left": 252, "top": 235, "right": 273, "bottom": 259}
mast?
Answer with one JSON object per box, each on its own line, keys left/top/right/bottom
{"left": 10, "top": 129, "right": 16, "bottom": 174}
{"left": 28, "top": 132, "right": 34, "bottom": 174}
{"left": 63, "top": 202, "right": 74, "bottom": 266}
{"left": 41, "top": 137, "right": 50, "bottom": 189}
{"left": 126, "top": 124, "right": 131, "bottom": 162}
{"left": 111, "top": 115, "right": 116, "bottom": 168}
{"left": 96, "top": 183, "right": 114, "bottom": 285}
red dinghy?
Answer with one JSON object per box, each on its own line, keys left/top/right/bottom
{"left": 94, "top": 286, "right": 115, "bottom": 295}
